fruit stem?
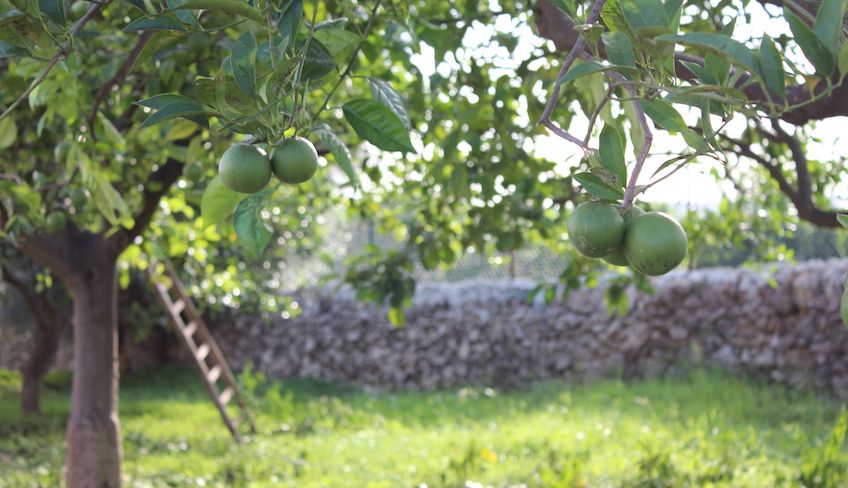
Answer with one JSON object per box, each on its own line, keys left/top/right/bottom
{"left": 606, "top": 70, "right": 653, "bottom": 209}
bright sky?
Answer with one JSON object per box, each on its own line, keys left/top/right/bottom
{"left": 409, "top": 2, "right": 848, "bottom": 211}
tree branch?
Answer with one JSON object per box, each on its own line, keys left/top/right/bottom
{"left": 767, "top": 120, "right": 813, "bottom": 210}
{"left": 108, "top": 157, "right": 184, "bottom": 254}
{"left": 720, "top": 132, "right": 844, "bottom": 228}
{"left": 312, "top": 0, "right": 383, "bottom": 123}
{"left": 1, "top": 265, "right": 48, "bottom": 329}
{"left": 534, "top": 0, "right": 848, "bottom": 126}
{"left": 87, "top": 30, "right": 154, "bottom": 138}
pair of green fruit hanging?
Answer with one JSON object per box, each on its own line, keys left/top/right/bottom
{"left": 218, "top": 137, "right": 319, "bottom": 194}
{"left": 568, "top": 201, "right": 688, "bottom": 276}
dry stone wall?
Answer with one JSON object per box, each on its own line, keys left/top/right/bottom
{"left": 213, "top": 259, "right": 848, "bottom": 395}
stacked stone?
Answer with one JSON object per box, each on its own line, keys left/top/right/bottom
{"left": 214, "top": 259, "right": 848, "bottom": 395}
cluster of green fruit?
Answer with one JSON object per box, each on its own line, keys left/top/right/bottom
{"left": 218, "top": 137, "right": 318, "bottom": 193}
{"left": 567, "top": 201, "right": 687, "bottom": 276}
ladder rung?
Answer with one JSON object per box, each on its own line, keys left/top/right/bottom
{"left": 171, "top": 299, "right": 186, "bottom": 315}
{"left": 184, "top": 320, "right": 198, "bottom": 336}
{"left": 196, "top": 343, "right": 210, "bottom": 361}
{"left": 219, "top": 387, "right": 234, "bottom": 406}
{"left": 207, "top": 365, "right": 222, "bottom": 383}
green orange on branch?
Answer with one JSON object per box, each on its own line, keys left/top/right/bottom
{"left": 567, "top": 201, "right": 626, "bottom": 258}
{"left": 184, "top": 162, "right": 204, "bottom": 182}
{"left": 624, "top": 212, "right": 688, "bottom": 276}
{"left": 45, "top": 212, "right": 66, "bottom": 233}
{"left": 603, "top": 205, "right": 645, "bottom": 266}
{"left": 218, "top": 143, "right": 272, "bottom": 194}
{"left": 271, "top": 137, "right": 319, "bottom": 184}
{"left": 69, "top": 188, "right": 87, "bottom": 209}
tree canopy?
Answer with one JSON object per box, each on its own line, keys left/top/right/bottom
{"left": 2, "top": 0, "right": 848, "bottom": 485}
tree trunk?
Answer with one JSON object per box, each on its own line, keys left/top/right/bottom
{"left": 20, "top": 319, "right": 63, "bottom": 414}
{"left": 65, "top": 253, "right": 122, "bottom": 488}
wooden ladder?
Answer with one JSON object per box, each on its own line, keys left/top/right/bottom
{"left": 146, "top": 261, "right": 256, "bottom": 442}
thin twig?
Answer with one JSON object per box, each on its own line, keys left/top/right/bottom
{"left": 0, "top": 0, "right": 112, "bottom": 123}
{"left": 537, "top": 0, "right": 606, "bottom": 128}
{"left": 87, "top": 30, "right": 154, "bottom": 138}
{"left": 311, "top": 0, "right": 383, "bottom": 122}
{"left": 583, "top": 83, "right": 624, "bottom": 145}
{"left": 0, "top": 173, "right": 24, "bottom": 185}
{"left": 604, "top": 70, "right": 652, "bottom": 208}
{"left": 286, "top": 0, "right": 321, "bottom": 134}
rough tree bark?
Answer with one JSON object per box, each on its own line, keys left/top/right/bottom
{"left": 20, "top": 315, "right": 65, "bottom": 413}
{"left": 63, "top": 234, "right": 122, "bottom": 487}
{"left": 2, "top": 158, "right": 183, "bottom": 487}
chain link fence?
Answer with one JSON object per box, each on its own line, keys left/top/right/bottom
{"left": 276, "top": 211, "right": 848, "bottom": 292}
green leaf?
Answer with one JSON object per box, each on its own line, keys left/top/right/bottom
{"left": 201, "top": 176, "right": 245, "bottom": 228}
{"left": 38, "top": 0, "right": 65, "bottom": 26}
{"left": 560, "top": 60, "right": 607, "bottom": 85}
{"left": 599, "top": 124, "right": 626, "bottom": 187}
{"left": 92, "top": 174, "right": 131, "bottom": 225}
{"left": 124, "top": 14, "right": 187, "bottom": 31}
{"left": 300, "top": 39, "right": 335, "bottom": 80}
{"left": 785, "top": 9, "right": 835, "bottom": 75}
{"left": 839, "top": 40, "right": 848, "bottom": 77}
{"left": 837, "top": 213, "right": 848, "bottom": 229}
{"left": 573, "top": 172, "right": 623, "bottom": 201}
{"left": 233, "top": 189, "right": 274, "bottom": 256}
{"left": 313, "top": 124, "right": 357, "bottom": 188}
{"left": 700, "top": 19, "right": 736, "bottom": 85}
{"left": 663, "top": 0, "right": 684, "bottom": 31}
{"left": 0, "top": 41, "right": 29, "bottom": 58}
{"left": 232, "top": 31, "right": 257, "bottom": 98}
{"left": 343, "top": 99, "right": 415, "bottom": 153}
{"left": 651, "top": 153, "right": 694, "bottom": 178}
{"left": 388, "top": 307, "right": 406, "bottom": 327}
{"left": 136, "top": 94, "right": 209, "bottom": 127}
{"left": 602, "top": 32, "right": 636, "bottom": 67}
{"left": 641, "top": 99, "right": 704, "bottom": 149}
{"left": 136, "top": 93, "right": 199, "bottom": 109}
{"left": 656, "top": 33, "right": 761, "bottom": 78}
{"left": 0, "top": 117, "right": 17, "bottom": 150}
{"left": 166, "top": 0, "right": 200, "bottom": 26}
{"left": 368, "top": 78, "right": 411, "bottom": 130}
{"left": 620, "top": 0, "right": 668, "bottom": 28}
{"left": 759, "top": 35, "right": 786, "bottom": 102}
{"left": 641, "top": 99, "right": 686, "bottom": 131}
{"left": 139, "top": 101, "right": 209, "bottom": 128}
{"left": 814, "top": 0, "right": 847, "bottom": 49}
{"left": 176, "top": 0, "right": 265, "bottom": 26}
{"left": 313, "top": 27, "right": 360, "bottom": 62}
{"left": 277, "top": 0, "right": 303, "bottom": 51}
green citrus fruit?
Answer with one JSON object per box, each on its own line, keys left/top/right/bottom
{"left": 841, "top": 288, "right": 848, "bottom": 327}
{"left": 270, "top": 137, "right": 318, "bottom": 184}
{"left": 624, "top": 212, "right": 687, "bottom": 276}
{"left": 185, "top": 162, "right": 204, "bottom": 182}
{"left": 70, "top": 1, "right": 88, "bottom": 18}
{"left": 567, "top": 201, "right": 626, "bottom": 258}
{"left": 54, "top": 141, "right": 71, "bottom": 163}
{"left": 69, "top": 188, "right": 87, "bottom": 209}
{"left": 46, "top": 212, "right": 66, "bottom": 233}
{"left": 603, "top": 205, "right": 646, "bottom": 266}
{"left": 218, "top": 144, "right": 271, "bottom": 193}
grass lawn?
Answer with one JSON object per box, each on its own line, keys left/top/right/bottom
{"left": 0, "top": 366, "right": 846, "bottom": 487}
